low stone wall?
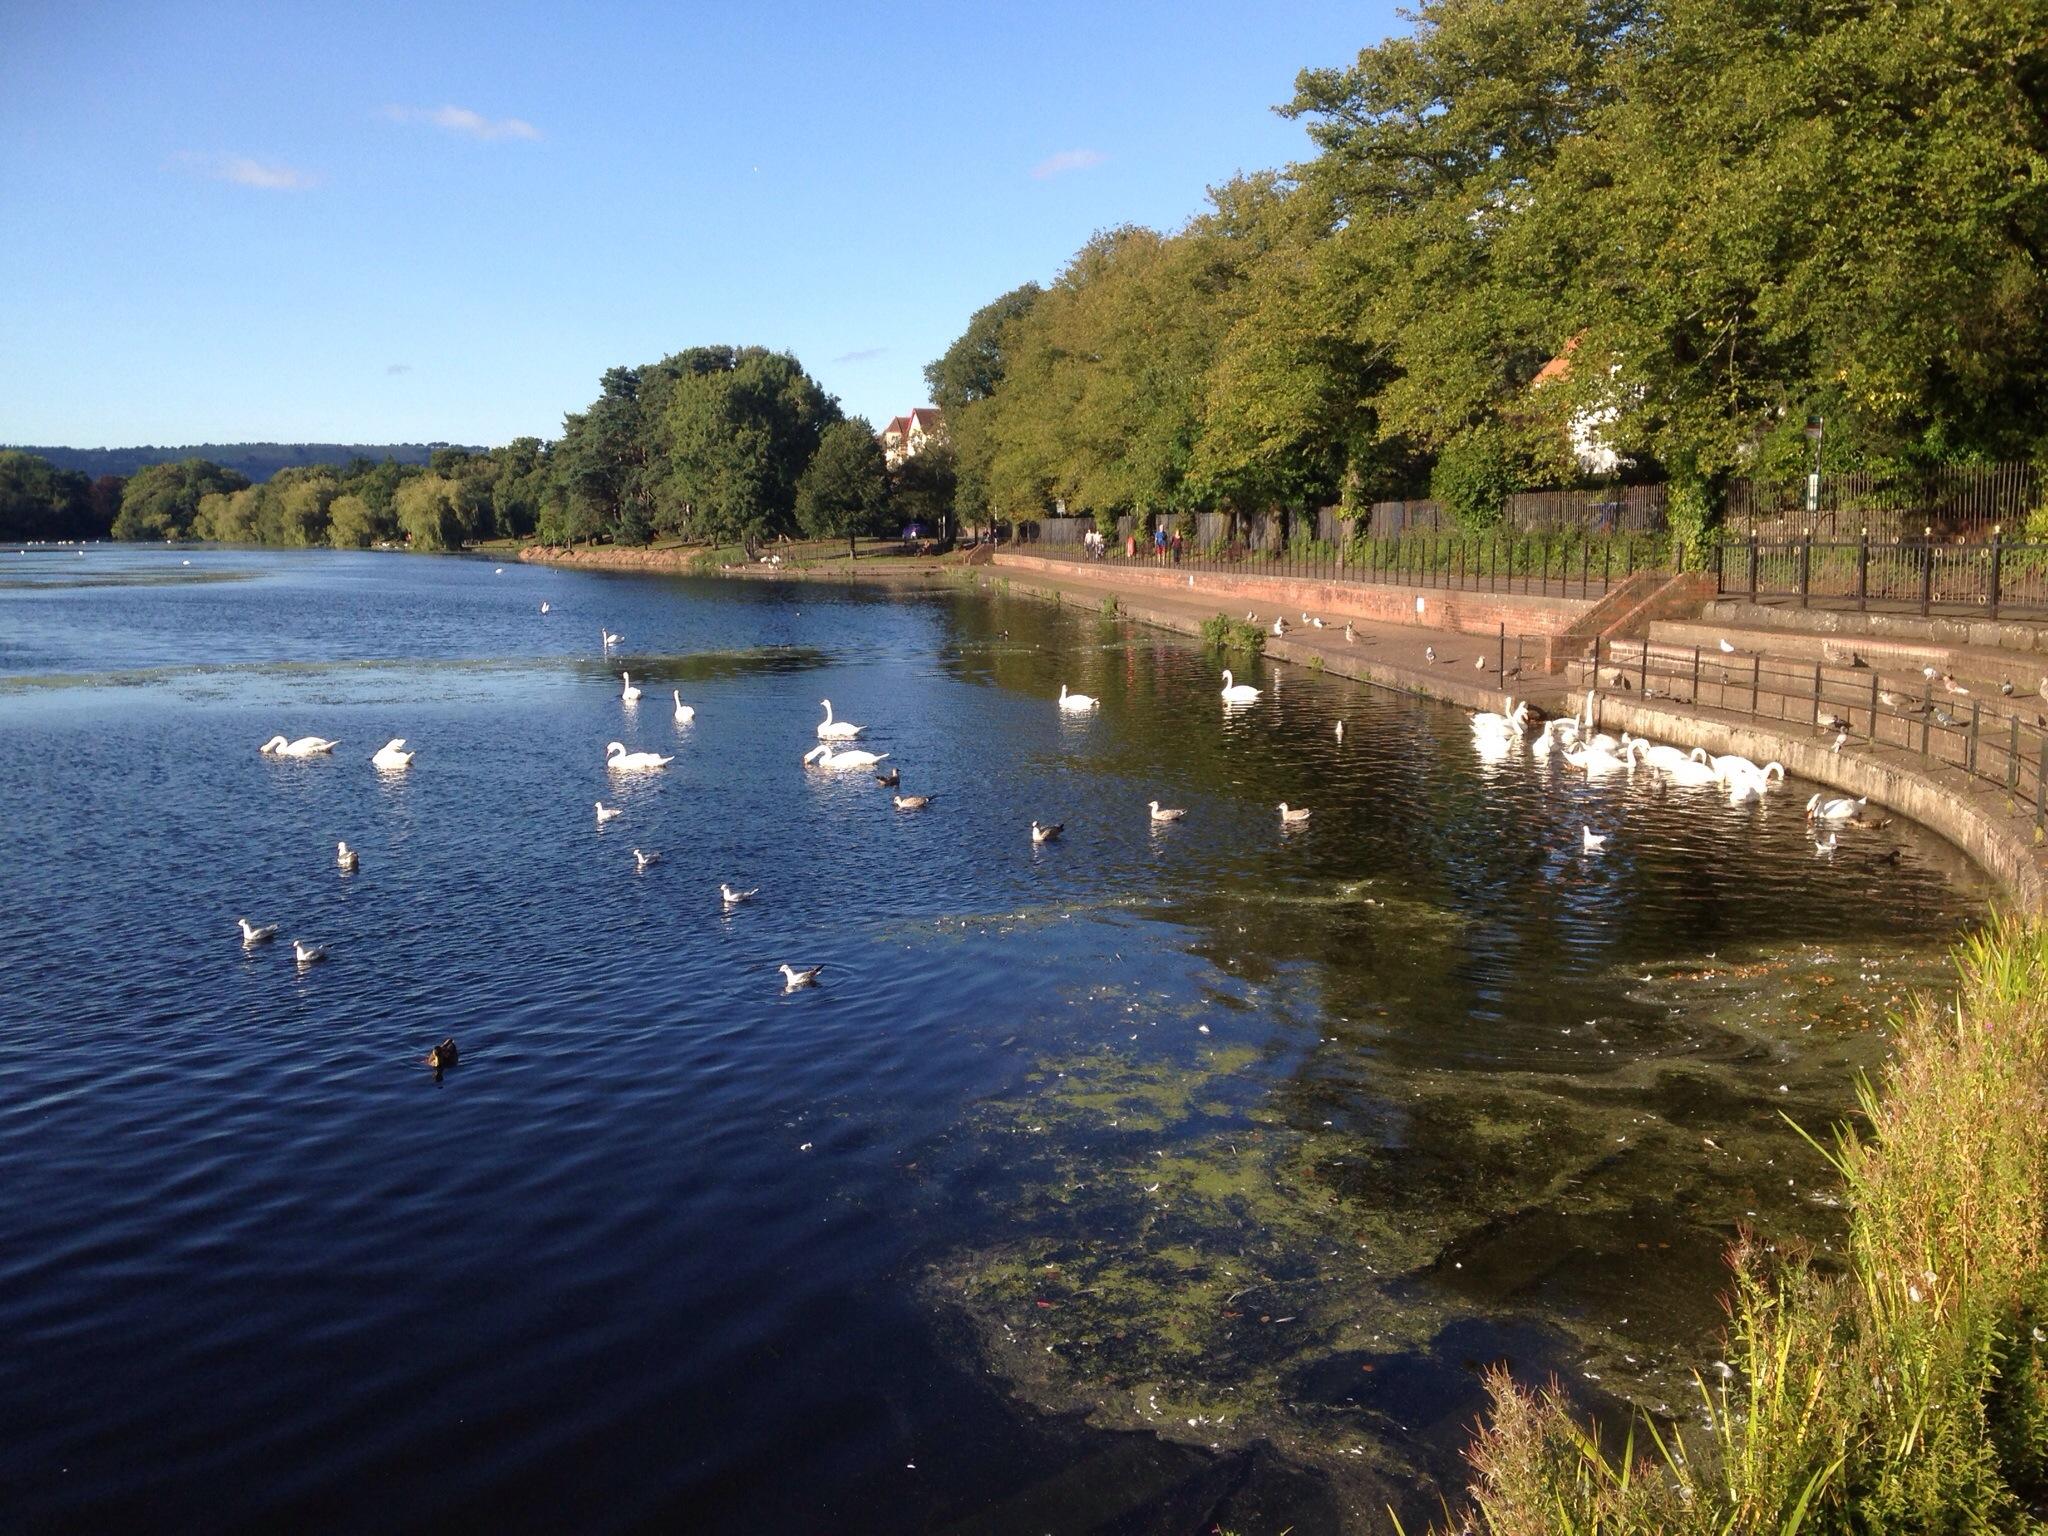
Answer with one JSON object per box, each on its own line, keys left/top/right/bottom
{"left": 1703, "top": 600, "right": 2048, "bottom": 657}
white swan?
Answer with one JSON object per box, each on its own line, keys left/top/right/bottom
{"left": 371, "top": 739, "right": 414, "bottom": 770}
{"left": 620, "top": 672, "right": 641, "bottom": 702}
{"left": 1807, "top": 793, "right": 1866, "bottom": 821}
{"left": 1471, "top": 699, "right": 1530, "bottom": 737}
{"left": 1058, "top": 683, "right": 1100, "bottom": 712}
{"left": 602, "top": 628, "right": 623, "bottom": 647}
{"left": 1220, "top": 669, "right": 1262, "bottom": 704}
{"left": 817, "top": 699, "right": 866, "bottom": 739}
{"left": 1563, "top": 743, "right": 1627, "bottom": 775}
{"left": 1662, "top": 756, "right": 1721, "bottom": 786}
{"left": 336, "top": 840, "right": 358, "bottom": 870}
{"left": 595, "top": 801, "right": 621, "bottom": 823}
{"left": 1633, "top": 740, "right": 1692, "bottom": 773}
{"left": 237, "top": 918, "right": 279, "bottom": 946}
{"left": 605, "top": 741, "right": 673, "bottom": 771}
{"left": 539, "top": 601, "right": 550, "bottom": 614}
{"left": 259, "top": 735, "right": 339, "bottom": 757}
{"left": 672, "top": 690, "right": 696, "bottom": 723}
{"left": 803, "top": 744, "right": 889, "bottom": 771}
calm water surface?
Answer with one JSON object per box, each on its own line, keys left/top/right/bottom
{"left": 0, "top": 548, "right": 1984, "bottom": 1532}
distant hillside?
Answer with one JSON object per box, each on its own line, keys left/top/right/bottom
{"left": 5, "top": 442, "right": 483, "bottom": 482}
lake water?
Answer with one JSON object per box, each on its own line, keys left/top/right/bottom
{"left": 0, "top": 548, "right": 1984, "bottom": 1532}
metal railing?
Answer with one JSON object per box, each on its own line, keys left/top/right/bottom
{"left": 1716, "top": 534, "right": 2048, "bottom": 617}
{"left": 1010, "top": 533, "right": 1681, "bottom": 602}
{"left": 1575, "top": 635, "right": 2048, "bottom": 828}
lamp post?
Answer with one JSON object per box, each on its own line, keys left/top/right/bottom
{"left": 1804, "top": 416, "right": 1824, "bottom": 514}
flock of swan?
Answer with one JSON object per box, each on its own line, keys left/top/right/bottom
{"left": 1472, "top": 691, "right": 1880, "bottom": 853}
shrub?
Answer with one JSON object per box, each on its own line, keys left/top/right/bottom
{"left": 1199, "top": 614, "right": 1265, "bottom": 654}
{"left": 1430, "top": 426, "right": 1519, "bottom": 532}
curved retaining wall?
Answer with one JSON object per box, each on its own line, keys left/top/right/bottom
{"left": 1594, "top": 696, "right": 2048, "bottom": 912}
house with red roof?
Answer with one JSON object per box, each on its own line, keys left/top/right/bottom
{"left": 879, "top": 407, "right": 945, "bottom": 468}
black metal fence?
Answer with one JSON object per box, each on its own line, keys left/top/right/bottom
{"left": 1714, "top": 534, "right": 2048, "bottom": 617}
{"left": 1013, "top": 532, "right": 1680, "bottom": 602}
{"left": 1574, "top": 635, "right": 2048, "bottom": 828}
{"left": 1725, "top": 462, "right": 2038, "bottom": 540}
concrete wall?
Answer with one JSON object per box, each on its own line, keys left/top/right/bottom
{"left": 1704, "top": 600, "right": 2048, "bottom": 657}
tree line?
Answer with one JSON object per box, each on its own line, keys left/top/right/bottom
{"left": 927, "top": 0, "right": 2048, "bottom": 540}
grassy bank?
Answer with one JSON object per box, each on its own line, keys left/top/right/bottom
{"left": 1418, "top": 917, "right": 2048, "bottom": 1534}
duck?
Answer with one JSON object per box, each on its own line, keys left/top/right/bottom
{"left": 803, "top": 744, "right": 888, "bottom": 771}
{"left": 595, "top": 800, "right": 622, "bottom": 823}
{"left": 892, "top": 793, "right": 935, "bottom": 810}
{"left": 633, "top": 848, "right": 661, "bottom": 871}
{"left": 620, "top": 672, "right": 642, "bottom": 703}
{"left": 424, "top": 1038, "right": 459, "bottom": 1070}
{"left": 780, "top": 963, "right": 823, "bottom": 992}
{"left": 237, "top": 918, "right": 279, "bottom": 947}
{"left": 874, "top": 767, "right": 900, "bottom": 787}
{"left": 1220, "top": 669, "right": 1262, "bottom": 704}
{"left": 1148, "top": 800, "right": 1186, "bottom": 823}
{"left": 371, "top": 739, "right": 415, "bottom": 770}
{"left": 1582, "top": 827, "right": 1607, "bottom": 853}
{"left": 1031, "top": 820, "right": 1063, "bottom": 844}
{"left": 606, "top": 741, "right": 673, "bottom": 771}
{"left": 721, "top": 883, "right": 759, "bottom": 907}
{"left": 1807, "top": 793, "right": 1867, "bottom": 821}
{"left": 816, "top": 699, "right": 866, "bottom": 739}
{"left": 259, "top": 735, "right": 339, "bottom": 757}
{"left": 672, "top": 690, "right": 696, "bottom": 723}
{"left": 336, "top": 841, "right": 359, "bottom": 871}
{"left": 293, "top": 940, "right": 328, "bottom": 965}
{"left": 1058, "top": 683, "right": 1100, "bottom": 712}
{"left": 1278, "top": 803, "right": 1312, "bottom": 824}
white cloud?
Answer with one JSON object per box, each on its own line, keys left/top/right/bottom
{"left": 383, "top": 104, "right": 541, "bottom": 142}
{"left": 173, "top": 152, "right": 319, "bottom": 190}
{"left": 1031, "top": 148, "right": 1106, "bottom": 180}
{"left": 386, "top": 363, "right": 413, "bottom": 375}
{"left": 832, "top": 347, "right": 888, "bottom": 364}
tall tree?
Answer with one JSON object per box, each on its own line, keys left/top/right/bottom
{"left": 111, "top": 459, "right": 249, "bottom": 540}
{"left": 796, "top": 417, "right": 892, "bottom": 556}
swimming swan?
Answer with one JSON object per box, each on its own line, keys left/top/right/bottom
{"left": 817, "top": 699, "right": 866, "bottom": 739}
{"left": 672, "top": 690, "right": 696, "bottom": 723}
{"left": 371, "top": 739, "right": 415, "bottom": 770}
{"left": 1058, "top": 683, "right": 1100, "bottom": 712}
{"left": 620, "top": 672, "right": 641, "bottom": 702}
{"left": 605, "top": 741, "right": 673, "bottom": 771}
{"left": 803, "top": 744, "right": 888, "bottom": 771}
{"left": 1807, "top": 793, "right": 1867, "bottom": 821}
{"left": 1220, "top": 669, "right": 1262, "bottom": 704}
{"left": 602, "top": 628, "right": 623, "bottom": 647}
{"left": 260, "top": 735, "right": 339, "bottom": 757}
{"left": 1471, "top": 699, "right": 1530, "bottom": 737}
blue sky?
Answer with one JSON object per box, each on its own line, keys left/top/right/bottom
{"left": 0, "top": 1, "right": 1391, "bottom": 448}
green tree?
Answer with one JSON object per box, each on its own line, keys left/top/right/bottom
{"left": 796, "top": 418, "right": 891, "bottom": 556}
{"left": 394, "top": 473, "right": 464, "bottom": 551}
{"left": 326, "top": 492, "right": 382, "bottom": 548}
{"left": 111, "top": 458, "right": 249, "bottom": 540}
{"left": 656, "top": 346, "right": 839, "bottom": 549}
{"left": 0, "top": 451, "right": 94, "bottom": 541}
{"left": 890, "top": 441, "right": 958, "bottom": 539}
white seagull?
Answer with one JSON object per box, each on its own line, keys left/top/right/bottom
{"left": 721, "top": 883, "right": 759, "bottom": 906}
{"left": 1149, "top": 800, "right": 1186, "bottom": 823}
{"left": 1278, "top": 803, "right": 1312, "bottom": 824}
{"left": 237, "top": 918, "right": 279, "bottom": 947}
{"left": 595, "top": 801, "right": 622, "bottom": 823}
{"left": 633, "top": 848, "right": 661, "bottom": 871}
{"left": 1582, "top": 827, "right": 1607, "bottom": 853}
{"left": 293, "top": 940, "right": 328, "bottom": 965}
{"left": 780, "top": 963, "right": 823, "bottom": 992}
{"left": 336, "top": 841, "right": 359, "bottom": 871}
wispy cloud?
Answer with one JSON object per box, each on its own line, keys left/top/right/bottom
{"left": 1031, "top": 148, "right": 1106, "bottom": 180}
{"left": 382, "top": 104, "right": 541, "bottom": 142}
{"left": 173, "top": 152, "right": 320, "bottom": 191}
{"left": 832, "top": 347, "right": 889, "bottom": 365}
{"left": 386, "top": 363, "right": 413, "bottom": 375}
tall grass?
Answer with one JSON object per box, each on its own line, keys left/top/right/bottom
{"left": 1418, "top": 917, "right": 2048, "bottom": 1534}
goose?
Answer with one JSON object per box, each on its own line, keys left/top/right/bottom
{"left": 371, "top": 739, "right": 415, "bottom": 770}
{"left": 817, "top": 699, "right": 866, "bottom": 739}
{"left": 539, "top": 601, "right": 550, "bottom": 614}
{"left": 424, "top": 1038, "right": 459, "bottom": 1070}
{"left": 595, "top": 800, "right": 621, "bottom": 823}
{"left": 1807, "top": 793, "right": 1867, "bottom": 821}
{"left": 721, "top": 883, "right": 759, "bottom": 906}
{"left": 780, "top": 963, "right": 823, "bottom": 992}
{"left": 874, "top": 767, "right": 900, "bottom": 787}
{"left": 620, "top": 672, "right": 641, "bottom": 703}
{"left": 633, "top": 848, "right": 661, "bottom": 871}
{"left": 672, "top": 690, "right": 696, "bottom": 723}
{"left": 1148, "top": 800, "right": 1186, "bottom": 823}
{"left": 605, "top": 741, "right": 673, "bottom": 771}
{"left": 1058, "top": 683, "right": 1100, "bottom": 712}
{"left": 892, "top": 793, "right": 935, "bottom": 810}
{"left": 1031, "top": 820, "right": 1063, "bottom": 844}
{"left": 260, "top": 735, "right": 340, "bottom": 757}
{"left": 1582, "top": 827, "right": 1607, "bottom": 853}
{"left": 1278, "top": 803, "right": 1312, "bottom": 824}
{"left": 336, "top": 841, "right": 358, "bottom": 871}
{"left": 803, "top": 744, "right": 889, "bottom": 771}
{"left": 237, "top": 918, "right": 279, "bottom": 947}
{"left": 1220, "top": 669, "right": 1262, "bottom": 704}
{"left": 293, "top": 940, "right": 328, "bottom": 965}
{"left": 602, "top": 628, "right": 624, "bottom": 647}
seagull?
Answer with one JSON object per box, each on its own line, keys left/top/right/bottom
{"left": 892, "top": 793, "right": 935, "bottom": 810}
{"left": 595, "top": 801, "right": 621, "bottom": 824}
{"left": 1277, "top": 803, "right": 1312, "bottom": 824}
{"left": 1832, "top": 732, "right": 1848, "bottom": 753}
{"left": 1425, "top": 645, "right": 1437, "bottom": 664}
{"left": 1582, "top": 827, "right": 1607, "bottom": 853}
{"left": 1271, "top": 616, "right": 1287, "bottom": 636}
{"left": 633, "top": 848, "right": 661, "bottom": 870}
{"left": 1474, "top": 656, "right": 1487, "bottom": 669}
{"left": 1344, "top": 622, "right": 1356, "bottom": 643}
{"left": 237, "top": 918, "right": 279, "bottom": 947}
{"left": 293, "top": 940, "right": 328, "bottom": 965}
{"left": 779, "top": 963, "right": 823, "bottom": 992}
{"left": 425, "top": 1038, "right": 459, "bottom": 1070}
{"left": 336, "top": 841, "right": 358, "bottom": 871}
{"left": 721, "top": 883, "right": 759, "bottom": 906}
{"left": 1031, "top": 820, "right": 1063, "bottom": 844}
{"left": 1148, "top": 800, "right": 1186, "bottom": 823}
{"left": 2000, "top": 680, "right": 2015, "bottom": 696}
{"left": 1719, "top": 639, "right": 1736, "bottom": 654}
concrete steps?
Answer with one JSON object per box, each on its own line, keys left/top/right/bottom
{"left": 1702, "top": 599, "right": 2048, "bottom": 657}
{"left": 1648, "top": 618, "right": 2048, "bottom": 702}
